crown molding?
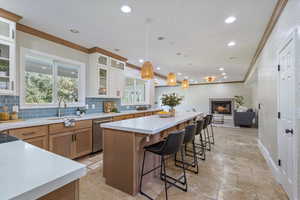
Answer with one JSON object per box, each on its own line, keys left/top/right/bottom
{"left": 0, "top": 8, "right": 22, "bottom": 22}
{"left": 243, "top": 0, "right": 288, "bottom": 82}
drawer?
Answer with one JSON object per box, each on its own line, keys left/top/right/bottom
{"left": 144, "top": 112, "right": 152, "bottom": 116}
{"left": 49, "top": 120, "right": 92, "bottom": 135}
{"left": 134, "top": 113, "right": 145, "bottom": 118}
{"left": 9, "top": 125, "right": 48, "bottom": 140}
{"left": 113, "top": 114, "right": 134, "bottom": 121}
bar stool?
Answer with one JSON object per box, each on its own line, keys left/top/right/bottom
{"left": 203, "top": 116, "right": 212, "bottom": 151}
{"left": 195, "top": 119, "right": 206, "bottom": 160}
{"left": 207, "top": 114, "right": 215, "bottom": 144}
{"left": 139, "top": 130, "right": 187, "bottom": 200}
{"left": 175, "top": 124, "right": 199, "bottom": 174}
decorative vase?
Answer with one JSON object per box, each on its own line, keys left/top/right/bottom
{"left": 169, "top": 108, "right": 175, "bottom": 117}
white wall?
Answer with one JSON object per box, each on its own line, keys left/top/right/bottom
{"left": 252, "top": 0, "right": 300, "bottom": 165}
{"left": 155, "top": 83, "right": 252, "bottom": 113}
{"left": 249, "top": 0, "right": 300, "bottom": 198}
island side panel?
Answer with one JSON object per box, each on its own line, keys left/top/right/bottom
{"left": 103, "top": 128, "right": 136, "bottom": 195}
{"left": 38, "top": 179, "right": 79, "bottom": 200}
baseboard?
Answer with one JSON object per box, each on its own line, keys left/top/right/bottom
{"left": 257, "top": 139, "right": 281, "bottom": 182}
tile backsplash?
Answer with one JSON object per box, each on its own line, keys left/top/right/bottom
{"left": 0, "top": 95, "right": 150, "bottom": 119}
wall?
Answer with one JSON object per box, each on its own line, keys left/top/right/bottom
{"left": 155, "top": 83, "right": 252, "bottom": 113}
{"left": 0, "top": 31, "right": 151, "bottom": 118}
{"left": 252, "top": 0, "right": 300, "bottom": 165}
{"left": 249, "top": 0, "right": 300, "bottom": 198}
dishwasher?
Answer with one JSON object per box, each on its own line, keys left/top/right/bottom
{"left": 92, "top": 117, "right": 113, "bottom": 153}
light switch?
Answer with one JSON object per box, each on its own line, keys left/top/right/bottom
{"left": 12, "top": 105, "right": 19, "bottom": 112}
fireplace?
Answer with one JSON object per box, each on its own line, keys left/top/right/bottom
{"left": 210, "top": 99, "right": 233, "bottom": 115}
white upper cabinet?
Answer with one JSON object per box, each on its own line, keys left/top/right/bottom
{"left": 0, "top": 17, "right": 16, "bottom": 95}
{"left": 87, "top": 53, "right": 125, "bottom": 98}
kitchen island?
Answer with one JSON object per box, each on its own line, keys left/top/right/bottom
{"left": 101, "top": 111, "right": 202, "bottom": 195}
{"left": 0, "top": 140, "right": 86, "bottom": 200}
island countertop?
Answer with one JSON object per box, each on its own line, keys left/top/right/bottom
{"left": 101, "top": 111, "right": 202, "bottom": 134}
{"left": 0, "top": 140, "right": 86, "bottom": 200}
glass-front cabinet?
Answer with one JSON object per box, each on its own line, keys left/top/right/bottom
{"left": 98, "top": 67, "right": 108, "bottom": 96}
{"left": 0, "top": 16, "right": 16, "bottom": 94}
{"left": 0, "top": 17, "right": 15, "bottom": 42}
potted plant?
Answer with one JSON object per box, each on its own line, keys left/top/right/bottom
{"left": 161, "top": 93, "right": 183, "bottom": 116}
{"left": 234, "top": 95, "right": 245, "bottom": 109}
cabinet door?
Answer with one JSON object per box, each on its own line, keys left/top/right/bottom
{"left": 0, "top": 40, "right": 15, "bottom": 94}
{"left": 49, "top": 132, "right": 74, "bottom": 159}
{"left": 25, "top": 136, "right": 48, "bottom": 150}
{"left": 98, "top": 66, "right": 109, "bottom": 96}
{"left": 74, "top": 128, "right": 92, "bottom": 158}
{"left": 109, "top": 68, "right": 124, "bottom": 98}
{"left": 0, "top": 17, "right": 15, "bottom": 42}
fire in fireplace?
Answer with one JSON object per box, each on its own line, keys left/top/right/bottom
{"left": 211, "top": 100, "right": 232, "bottom": 115}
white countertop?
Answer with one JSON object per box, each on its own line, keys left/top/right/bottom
{"left": 0, "top": 108, "right": 161, "bottom": 132}
{"left": 0, "top": 140, "right": 86, "bottom": 200}
{"left": 101, "top": 111, "right": 202, "bottom": 134}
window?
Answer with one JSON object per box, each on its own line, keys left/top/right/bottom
{"left": 20, "top": 48, "right": 85, "bottom": 108}
{"left": 122, "top": 77, "right": 148, "bottom": 105}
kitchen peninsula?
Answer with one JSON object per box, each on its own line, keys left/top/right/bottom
{"left": 101, "top": 111, "right": 202, "bottom": 195}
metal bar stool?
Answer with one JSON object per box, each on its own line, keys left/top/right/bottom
{"left": 139, "top": 130, "right": 187, "bottom": 200}
{"left": 174, "top": 124, "right": 199, "bottom": 174}
{"left": 206, "top": 114, "right": 215, "bottom": 144}
{"left": 203, "top": 115, "right": 212, "bottom": 151}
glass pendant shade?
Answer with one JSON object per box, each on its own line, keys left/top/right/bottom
{"left": 167, "top": 72, "right": 177, "bottom": 86}
{"left": 182, "top": 79, "right": 189, "bottom": 89}
{"left": 205, "top": 76, "right": 216, "bottom": 83}
{"left": 141, "top": 61, "right": 154, "bottom": 80}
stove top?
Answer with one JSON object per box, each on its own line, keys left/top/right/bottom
{"left": 0, "top": 134, "right": 19, "bottom": 144}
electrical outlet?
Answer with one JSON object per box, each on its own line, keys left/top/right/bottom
{"left": 85, "top": 104, "right": 89, "bottom": 109}
{"left": 92, "top": 104, "right": 95, "bottom": 109}
{"left": 12, "top": 105, "right": 19, "bottom": 112}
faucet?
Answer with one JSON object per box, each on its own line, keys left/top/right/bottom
{"left": 58, "top": 97, "right": 67, "bottom": 118}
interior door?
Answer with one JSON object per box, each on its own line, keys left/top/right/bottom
{"left": 278, "top": 38, "right": 295, "bottom": 199}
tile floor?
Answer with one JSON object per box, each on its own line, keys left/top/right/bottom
{"left": 76, "top": 127, "right": 288, "bottom": 200}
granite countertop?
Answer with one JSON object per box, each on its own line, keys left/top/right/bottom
{"left": 0, "top": 108, "right": 162, "bottom": 132}
{"left": 0, "top": 140, "right": 86, "bottom": 200}
{"left": 101, "top": 111, "right": 202, "bottom": 135}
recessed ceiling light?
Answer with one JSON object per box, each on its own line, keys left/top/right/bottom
{"left": 114, "top": 48, "right": 120, "bottom": 52}
{"left": 228, "top": 41, "right": 236, "bottom": 47}
{"left": 219, "top": 67, "right": 224, "bottom": 71}
{"left": 225, "top": 16, "right": 236, "bottom": 24}
{"left": 176, "top": 52, "right": 182, "bottom": 56}
{"left": 70, "top": 29, "right": 79, "bottom": 34}
{"left": 184, "top": 76, "right": 189, "bottom": 79}
{"left": 177, "top": 72, "right": 182, "bottom": 76}
{"left": 157, "top": 36, "right": 165, "bottom": 40}
{"left": 222, "top": 72, "right": 227, "bottom": 76}
{"left": 156, "top": 67, "right": 161, "bottom": 70}
{"left": 139, "top": 59, "right": 144, "bottom": 63}
{"left": 121, "top": 5, "right": 132, "bottom": 13}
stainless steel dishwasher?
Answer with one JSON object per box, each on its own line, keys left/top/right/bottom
{"left": 92, "top": 117, "right": 112, "bottom": 153}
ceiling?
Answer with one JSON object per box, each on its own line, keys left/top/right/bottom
{"left": 1, "top": 0, "right": 277, "bottom": 83}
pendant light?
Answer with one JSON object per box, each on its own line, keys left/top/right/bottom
{"left": 141, "top": 18, "right": 154, "bottom": 80}
{"left": 205, "top": 76, "right": 216, "bottom": 83}
{"left": 167, "top": 72, "right": 177, "bottom": 86}
{"left": 182, "top": 79, "right": 189, "bottom": 89}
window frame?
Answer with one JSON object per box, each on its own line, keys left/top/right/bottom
{"left": 121, "top": 75, "right": 150, "bottom": 106}
{"left": 20, "top": 47, "right": 86, "bottom": 109}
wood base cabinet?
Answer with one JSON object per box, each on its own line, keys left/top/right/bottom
{"left": 49, "top": 127, "right": 92, "bottom": 159}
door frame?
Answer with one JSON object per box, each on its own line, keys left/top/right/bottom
{"left": 276, "top": 29, "right": 299, "bottom": 200}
